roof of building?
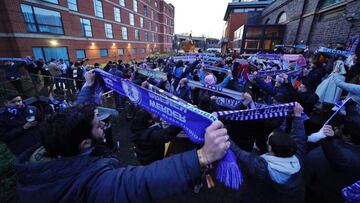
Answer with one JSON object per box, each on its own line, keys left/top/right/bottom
{"left": 223, "top": 1, "right": 273, "bottom": 20}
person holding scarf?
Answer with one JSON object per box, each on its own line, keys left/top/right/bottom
{"left": 0, "top": 93, "right": 41, "bottom": 155}
{"left": 316, "top": 56, "right": 347, "bottom": 105}
{"left": 13, "top": 71, "right": 231, "bottom": 203}
{"left": 305, "top": 117, "right": 360, "bottom": 203}
{"left": 230, "top": 103, "right": 307, "bottom": 203}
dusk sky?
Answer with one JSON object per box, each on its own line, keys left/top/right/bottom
{"left": 164, "top": 0, "right": 229, "bottom": 39}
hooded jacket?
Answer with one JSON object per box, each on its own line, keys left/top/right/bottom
{"left": 130, "top": 122, "right": 182, "bottom": 165}
{"left": 14, "top": 145, "right": 201, "bottom": 203}
{"left": 231, "top": 117, "right": 306, "bottom": 203}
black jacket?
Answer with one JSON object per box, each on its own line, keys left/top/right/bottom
{"left": 130, "top": 123, "right": 182, "bottom": 165}
{"left": 305, "top": 138, "right": 360, "bottom": 203}
{"left": 0, "top": 106, "right": 40, "bottom": 155}
{"left": 231, "top": 117, "right": 307, "bottom": 203}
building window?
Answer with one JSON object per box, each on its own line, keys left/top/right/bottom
{"left": 121, "top": 27, "right": 128, "bottom": 40}
{"left": 140, "top": 17, "right": 144, "bottom": 28}
{"left": 80, "top": 18, "right": 92, "bottom": 37}
{"left": 155, "top": 24, "right": 158, "bottom": 32}
{"left": 164, "top": 26, "right": 167, "bottom": 34}
{"left": 244, "top": 39, "right": 260, "bottom": 49}
{"left": 114, "top": 7, "right": 121, "bottom": 22}
{"left": 118, "top": 48, "right": 124, "bottom": 55}
{"left": 104, "top": 23, "right": 113, "bottom": 38}
{"left": 319, "top": 7, "right": 345, "bottom": 21}
{"left": 143, "top": 5, "right": 147, "bottom": 16}
{"left": 152, "top": 33, "right": 155, "bottom": 42}
{"left": 144, "top": 31, "right": 148, "bottom": 41}
{"left": 93, "top": 0, "right": 103, "bottom": 18}
{"left": 129, "top": 13, "right": 135, "bottom": 26}
{"left": 149, "top": 21, "right": 152, "bottom": 31}
{"left": 140, "top": 48, "right": 146, "bottom": 54}
{"left": 133, "top": 0, "right": 138, "bottom": 12}
{"left": 33, "top": 47, "right": 69, "bottom": 62}
{"left": 119, "top": 0, "right": 125, "bottom": 7}
{"left": 20, "top": 4, "right": 64, "bottom": 34}
{"left": 135, "top": 29, "right": 140, "bottom": 40}
{"left": 155, "top": 48, "right": 159, "bottom": 53}
{"left": 276, "top": 12, "right": 287, "bottom": 24}
{"left": 76, "top": 49, "right": 86, "bottom": 59}
{"left": 320, "top": 0, "right": 345, "bottom": 8}
{"left": 131, "top": 48, "right": 137, "bottom": 55}
{"left": 155, "top": 1, "right": 158, "bottom": 7}
{"left": 151, "top": 10, "right": 154, "bottom": 19}
{"left": 100, "top": 49, "right": 108, "bottom": 57}
{"left": 41, "top": 0, "right": 58, "bottom": 4}
{"left": 68, "top": 0, "right": 78, "bottom": 11}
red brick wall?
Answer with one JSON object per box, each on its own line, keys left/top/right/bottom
{"left": 0, "top": 0, "right": 174, "bottom": 63}
{"left": 226, "top": 13, "right": 248, "bottom": 49}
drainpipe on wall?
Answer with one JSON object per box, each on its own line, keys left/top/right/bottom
{"left": 294, "top": 0, "right": 307, "bottom": 44}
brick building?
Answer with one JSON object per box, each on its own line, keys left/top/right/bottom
{"left": 261, "top": 0, "right": 360, "bottom": 52}
{"left": 221, "top": 0, "right": 273, "bottom": 52}
{"left": 0, "top": 0, "right": 174, "bottom": 64}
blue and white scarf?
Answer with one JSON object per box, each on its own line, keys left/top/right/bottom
{"left": 137, "top": 68, "right": 167, "bottom": 80}
{"left": 216, "top": 102, "right": 296, "bottom": 121}
{"left": 94, "top": 69, "right": 242, "bottom": 189}
{"left": 187, "top": 80, "right": 244, "bottom": 100}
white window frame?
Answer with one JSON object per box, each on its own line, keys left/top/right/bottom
{"left": 133, "top": 0, "right": 138, "bottom": 12}
{"left": 129, "top": 13, "right": 135, "bottom": 26}
{"left": 114, "top": 7, "right": 121, "bottom": 22}
{"left": 93, "top": 0, "right": 103, "bottom": 18}
{"left": 119, "top": 0, "right": 125, "bottom": 7}
{"left": 140, "top": 17, "right": 144, "bottom": 28}
{"left": 104, "top": 23, "right": 113, "bottom": 38}
{"left": 121, "top": 27, "right": 128, "bottom": 40}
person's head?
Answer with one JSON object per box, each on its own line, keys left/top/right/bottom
{"left": 298, "top": 78, "right": 312, "bottom": 93}
{"left": 4, "top": 93, "right": 24, "bottom": 109}
{"left": 198, "top": 95, "right": 212, "bottom": 113}
{"left": 334, "top": 116, "right": 360, "bottom": 145}
{"left": 59, "top": 58, "right": 64, "bottom": 63}
{"left": 131, "top": 109, "right": 157, "bottom": 131}
{"left": 41, "top": 104, "right": 105, "bottom": 157}
{"left": 267, "top": 130, "right": 297, "bottom": 157}
{"left": 274, "top": 75, "right": 284, "bottom": 87}
{"left": 74, "top": 61, "right": 80, "bottom": 67}
{"left": 273, "top": 93, "right": 289, "bottom": 104}
{"left": 94, "top": 63, "right": 99, "bottom": 67}
{"left": 50, "top": 58, "right": 56, "bottom": 62}
{"left": 204, "top": 74, "right": 217, "bottom": 85}
{"left": 176, "top": 60, "right": 184, "bottom": 67}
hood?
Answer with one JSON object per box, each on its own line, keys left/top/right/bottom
{"left": 261, "top": 153, "right": 301, "bottom": 184}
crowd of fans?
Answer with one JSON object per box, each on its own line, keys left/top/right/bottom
{"left": 0, "top": 44, "right": 360, "bottom": 202}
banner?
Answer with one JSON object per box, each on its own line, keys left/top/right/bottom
{"left": 202, "top": 56, "right": 223, "bottom": 63}
{"left": 187, "top": 80, "right": 244, "bottom": 100}
{"left": 173, "top": 56, "right": 197, "bottom": 62}
{"left": 213, "top": 96, "right": 241, "bottom": 109}
{"left": 256, "top": 54, "right": 282, "bottom": 60}
{"left": 94, "top": 69, "right": 242, "bottom": 189}
{"left": 137, "top": 68, "right": 167, "bottom": 80}
{"left": 203, "top": 65, "right": 229, "bottom": 73}
{"left": 256, "top": 69, "right": 303, "bottom": 77}
{"left": 0, "top": 58, "right": 26, "bottom": 62}
{"left": 216, "top": 102, "right": 296, "bottom": 121}
{"left": 317, "top": 47, "right": 352, "bottom": 58}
